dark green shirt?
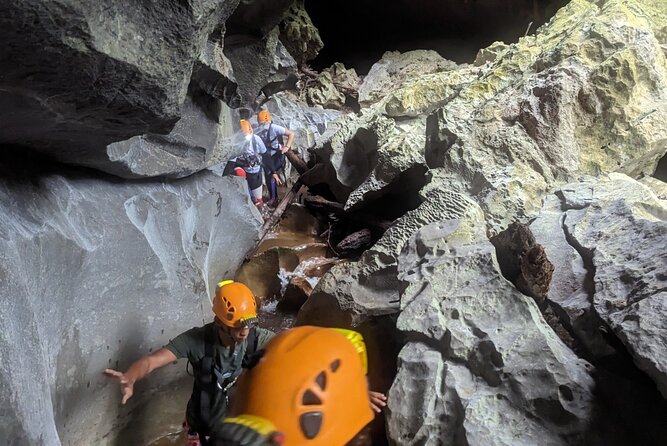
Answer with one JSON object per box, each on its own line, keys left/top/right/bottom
{"left": 164, "top": 323, "right": 275, "bottom": 433}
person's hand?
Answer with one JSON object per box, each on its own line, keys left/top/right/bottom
{"left": 280, "top": 145, "right": 290, "bottom": 154}
{"left": 104, "top": 369, "right": 135, "bottom": 404}
{"left": 272, "top": 173, "right": 283, "bottom": 186}
{"left": 369, "top": 390, "right": 387, "bottom": 413}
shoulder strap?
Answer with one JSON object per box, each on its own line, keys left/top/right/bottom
{"left": 197, "top": 324, "right": 217, "bottom": 429}
{"left": 241, "top": 327, "right": 259, "bottom": 368}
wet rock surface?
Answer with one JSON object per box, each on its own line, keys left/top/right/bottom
{"left": 0, "top": 162, "right": 261, "bottom": 445}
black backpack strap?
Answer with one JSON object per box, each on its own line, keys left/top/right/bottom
{"left": 198, "top": 324, "right": 216, "bottom": 428}
{"left": 241, "top": 327, "right": 259, "bottom": 368}
{"left": 262, "top": 123, "right": 281, "bottom": 153}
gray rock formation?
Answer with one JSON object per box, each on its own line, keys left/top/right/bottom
{"left": 0, "top": 0, "right": 241, "bottom": 175}
{"left": 301, "top": 112, "right": 427, "bottom": 206}
{"left": 264, "top": 92, "right": 341, "bottom": 156}
{"left": 0, "top": 167, "right": 262, "bottom": 445}
{"left": 388, "top": 217, "right": 596, "bottom": 446}
{"left": 297, "top": 177, "right": 483, "bottom": 327}
{"left": 310, "top": 0, "right": 667, "bottom": 231}
{"left": 299, "top": 0, "right": 667, "bottom": 329}
{"left": 358, "top": 50, "right": 458, "bottom": 107}
{"left": 279, "top": 0, "right": 324, "bottom": 64}
{"left": 225, "top": 27, "right": 298, "bottom": 109}
{"left": 544, "top": 173, "right": 667, "bottom": 397}
{"left": 106, "top": 83, "right": 241, "bottom": 179}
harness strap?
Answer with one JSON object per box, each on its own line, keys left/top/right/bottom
{"left": 198, "top": 324, "right": 216, "bottom": 428}
{"left": 195, "top": 325, "right": 259, "bottom": 434}
{"left": 261, "top": 123, "right": 282, "bottom": 154}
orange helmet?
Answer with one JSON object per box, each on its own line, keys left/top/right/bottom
{"left": 225, "top": 326, "right": 373, "bottom": 445}
{"left": 240, "top": 119, "right": 253, "bottom": 135}
{"left": 257, "top": 110, "right": 271, "bottom": 125}
{"left": 212, "top": 280, "right": 258, "bottom": 328}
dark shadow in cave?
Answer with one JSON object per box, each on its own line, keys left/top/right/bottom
{"left": 654, "top": 152, "right": 667, "bottom": 182}
{"left": 348, "top": 164, "right": 429, "bottom": 222}
{"left": 306, "top": 0, "right": 569, "bottom": 74}
{"left": 340, "top": 128, "right": 380, "bottom": 192}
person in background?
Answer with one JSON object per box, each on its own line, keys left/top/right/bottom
{"left": 256, "top": 110, "right": 295, "bottom": 206}
{"left": 104, "top": 281, "right": 275, "bottom": 446}
{"left": 234, "top": 119, "right": 268, "bottom": 206}
{"left": 210, "top": 326, "right": 387, "bottom": 446}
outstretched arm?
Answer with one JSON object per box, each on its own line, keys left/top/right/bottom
{"left": 103, "top": 347, "right": 177, "bottom": 404}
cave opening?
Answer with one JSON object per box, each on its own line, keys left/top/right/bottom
{"left": 305, "top": 0, "right": 569, "bottom": 74}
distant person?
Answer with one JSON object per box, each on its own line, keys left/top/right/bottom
{"left": 211, "top": 326, "right": 387, "bottom": 446}
{"left": 234, "top": 119, "right": 268, "bottom": 206}
{"left": 104, "top": 281, "right": 275, "bottom": 446}
{"left": 256, "top": 110, "right": 295, "bottom": 205}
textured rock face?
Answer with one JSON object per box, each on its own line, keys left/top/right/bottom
{"left": 279, "top": 0, "right": 324, "bottom": 64}
{"left": 544, "top": 173, "right": 667, "bottom": 397}
{"left": 225, "top": 27, "right": 298, "bottom": 108}
{"left": 299, "top": 0, "right": 667, "bottom": 327}
{"left": 0, "top": 0, "right": 240, "bottom": 175}
{"left": 264, "top": 93, "right": 341, "bottom": 154}
{"left": 303, "top": 63, "right": 360, "bottom": 110}
{"left": 311, "top": 0, "right": 667, "bottom": 230}
{"left": 106, "top": 83, "right": 240, "bottom": 179}
{"left": 358, "top": 50, "right": 458, "bottom": 107}
{"left": 388, "top": 218, "right": 595, "bottom": 446}
{"left": 297, "top": 178, "right": 485, "bottom": 327}
{"left": 301, "top": 111, "right": 427, "bottom": 206}
{"left": 294, "top": 0, "right": 667, "bottom": 442}
{"left": 0, "top": 167, "right": 262, "bottom": 445}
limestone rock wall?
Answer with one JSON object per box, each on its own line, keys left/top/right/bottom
{"left": 296, "top": 0, "right": 667, "bottom": 443}
{"left": 0, "top": 167, "right": 262, "bottom": 445}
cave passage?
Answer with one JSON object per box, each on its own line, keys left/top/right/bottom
{"left": 306, "top": 0, "right": 568, "bottom": 73}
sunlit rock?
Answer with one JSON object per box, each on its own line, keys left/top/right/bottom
{"left": 358, "top": 50, "right": 458, "bottom": 107}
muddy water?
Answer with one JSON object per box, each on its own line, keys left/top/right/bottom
{"left": 148, "top": 204, "right": 333, "bottom": 446}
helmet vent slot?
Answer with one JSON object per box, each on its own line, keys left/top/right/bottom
{"left": 302, "top": 389, "right": 322, "bottom": 406}
{"left": 299, "top": 411, "right": 322, "bottom": 439}
{"left": 315, "top": 371, "right": 327, "bottom": 391}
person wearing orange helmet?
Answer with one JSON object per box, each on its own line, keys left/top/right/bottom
{"left": 234, "top": 119, "right": 268, "bottom": 206}
{"left": 104, "top": 280, "right": 275, "bottom": 446}
{"left": 210, "top": 326, "right": 387, "bottom": 446}
{"left": 256, "top": 110, "right": 295, "bottom": 206}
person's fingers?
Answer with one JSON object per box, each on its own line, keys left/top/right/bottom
{"left": 104, "top": 369, "right": 122, "bottom": 378}
{"left": 369, "top": 391, "right": 387, "bottom": 401}
{"left": 121, "top": 389, "right": 133, "bottom": 405}
{"left": 370, "top": 402, "right": 382, "bottom": 413}
{"left": 370, "top": 396, "right": 386, "bottom": 407}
